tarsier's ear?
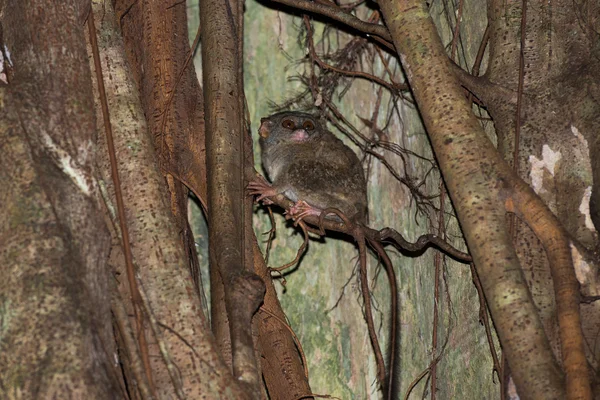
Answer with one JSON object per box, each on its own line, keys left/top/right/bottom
{"left": 259, "top": 118, "right": 273, "bottom": 138}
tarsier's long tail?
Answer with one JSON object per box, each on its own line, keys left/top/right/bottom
{"left": 354, "top": 225, "right": 399, "bottom": 400}
{"left": 366, "top": 236, "right": 399, "bottom": 400}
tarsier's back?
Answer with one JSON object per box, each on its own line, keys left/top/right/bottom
{"left": 259, "top": 111, "right": 368, "bottom": 223}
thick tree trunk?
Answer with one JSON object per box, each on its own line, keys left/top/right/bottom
{"left": 0, "top": 0, "right": 117, "bottom": 397}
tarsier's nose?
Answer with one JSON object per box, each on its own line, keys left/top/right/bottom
{"left": 291, "top": 128, "right": 309, "bottom": 142}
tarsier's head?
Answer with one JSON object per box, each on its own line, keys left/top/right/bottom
{"left": 258, "top": 112, "right": 322, "bottom": 148}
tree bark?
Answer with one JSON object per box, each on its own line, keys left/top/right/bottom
{"left": 90, "top": 0, "right": 246, "bottom": 397}
{"left": 199, "top": 0, "right": 266, "bottom": 396}
{"left": 0, "top": 0, "right": 117, "bottom": 397}
{"left": 379, "top": 1, "right": 591, "bottom": 399}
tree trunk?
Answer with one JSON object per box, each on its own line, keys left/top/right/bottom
{"left": 0, "top": 0, "right": 117, "bottom": 397}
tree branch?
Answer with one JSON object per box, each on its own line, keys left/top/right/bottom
{"left": 267, "top": 0, "right": 393, "bottom": 43}
{"left": 200, "top": 0, "right": 265, "bottom": 397}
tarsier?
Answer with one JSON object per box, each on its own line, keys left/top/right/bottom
{"left": 248, "top": 111, "right": 368, "bottom": 224}
{"left": 248, "top": 111, "right": 398, "bottom": 399}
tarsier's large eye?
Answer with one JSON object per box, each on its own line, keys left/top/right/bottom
{"left": 302, "top": 120, "right": 315, "bottom": 130}
{"left": 282, "top": 119, "right": 295, "bottom": 129}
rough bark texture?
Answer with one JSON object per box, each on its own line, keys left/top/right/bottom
{"left": 380, "top": 1, "right": 590, "bottom": 399}
{"left": 199, "top": 0, "right": 267, "bottom": 396}
{"left": 90, "top": 0, "right": 246, "bottom": 397}
{"left": 115, "top": 0, "right": 208, "bottom": 309}
{"left": 6, "top": 0, "right": 591, "bottom": 397}
{"left": 480, "top": 0, "right": 600, "bottom": 375}
{"left": 447, "top": 0, "right": 600, "bottom": 397}
{"left": 0, "top": 0, "right": 117, "bottom": 397}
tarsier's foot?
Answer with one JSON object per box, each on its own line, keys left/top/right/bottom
{"left": 285, "top": 200, "right": 322, "bottom": 223}
{"left": 246, "top": 175, "right": 276, "bottom": 205}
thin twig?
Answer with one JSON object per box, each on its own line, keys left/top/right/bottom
{"left": 269, "top": 220, "right": 310, "bottom": 272}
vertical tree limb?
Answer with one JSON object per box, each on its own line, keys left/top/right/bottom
{"left": 506, "top": 183, "right": 592, "bottom": 400}
{"left": 115, "top": 1, "right": 311, "bottom": 397}
{"left": 118, "top": 0, "right": 208, "bottom": 310}
{"left": 87, "top": 9, "right": 157, "bottom": 395}
{"left": 199, "top": 0, "right": 266, "bottom": 396}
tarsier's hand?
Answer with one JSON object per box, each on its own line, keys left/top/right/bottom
{"left": 246, "top": 174, "right": 276, "bottom": 205}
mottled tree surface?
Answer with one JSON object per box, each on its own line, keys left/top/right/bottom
{"left": 0, "top": 1, "right": 116, "bottom": 398}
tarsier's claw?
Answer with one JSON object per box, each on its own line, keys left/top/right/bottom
{"left": 258, "top": 196, "right": 274, "bottom": 205}
{"left": 283, "top": 211, "right": 301, "bottom": 226}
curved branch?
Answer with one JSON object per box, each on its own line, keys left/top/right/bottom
{"left": 506, "top": 180, "right": 591, "bottom": 400}
{"left": 267, "top": 0, "right": 393, "bottom": 42}
{"left": 377, "top": 1, "right": 590, "bottom": 398}
{"left": 379, "top": 228, "right": 471, "bottom": 262}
